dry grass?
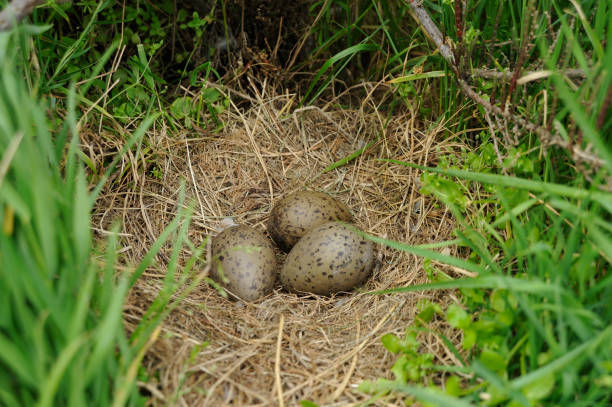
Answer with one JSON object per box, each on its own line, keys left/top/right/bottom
{"left": 90, "top": 80, "right": 469, "bottom": 406}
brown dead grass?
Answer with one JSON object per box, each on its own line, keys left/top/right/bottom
{"left": 90, "top": 80, "right": 470, "bottom": 406}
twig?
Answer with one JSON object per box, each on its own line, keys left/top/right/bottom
{"left": 453, "top": 0, "right": 463, "bottom": 68}
{"left": 458, "top": 78, "right": 544, "bottom": 141}
{"left": 404, "top": 0, "right": 605, "bottom": 170}
{"left": 483, "top": 111, "right": 506, "bottom": 172}
{"left": 501, "top": 0, "right": 534, "bottom": 112}
{"left": 285, "top": 0, "right": 331, "bottom": 71}
{"left": 274, "top": 314, "right": 285, "bottom": 407}
{"left": 596, "top": 82, "right": 612, "bottom": 130}
{"left": 330, "top": 319, "right": 360, "bottom": 400}
{"left": 171, "top": 0, "right": 177, "bottom": 61}
{"left": 271, "top": 16, "right": 283, "bottom": 62}
{"left": 454, "top": 0, "right": 462, "bottom": 42}
{"left": 405, "top": 0, "right": 455, "bottom": 69}
{"left": 0, "top": 132, "right": 24, "bottom": 189}
{"left": 460, "top": 77, "right": 604, "bottom": 166}
{"left": 471, "top": 68, "right": 586, "bottom": 84}
{"left": 487, "top": 1, "right": 504, "bottom": 68}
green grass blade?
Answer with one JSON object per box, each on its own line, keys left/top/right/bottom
{"left": 510, "top": 325, "right": 612, "bottom": 390}
{"left": 89, "top": 114, "right": 157, "bottom": 204}
{"left": 0, "top": 334, "right": 36, "bottom": 387}
{"left": 388, "top": 71, "right": 447, "bottom": 83}
{"left": 379, "top": 381, "right": 476, "bottom": 407}
{"left": 301, "top": 42, "right": 379, "bottom": 105}
{"left": 373, "top": 275, "right": 562, "bottom": 295}
{"left": 322, "top": 138, "right": 377, "bottom": 173}
{"left": 361, "top": 231, "right": 485, "bottom": 275}
{"left": 492, "top": 198, "right": 538, "bottom": 228}
{"left": 37, "top": 335, "right": 88, "bottom": 407}
{"left": 83, "top": 276, "right": 130, "bottom": 383}
{"left": 383, "top": 160, "right": 612, "bottom": 210}
{"left": 49, "top": 0, "right": 106, "bottom": 84}
{"left": 569, "top": 0, "right": 604, "bottom": 60}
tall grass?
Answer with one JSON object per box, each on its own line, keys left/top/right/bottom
{"left": 361, "top": 162, "right": 612, "bottom": 405}
{"left": 329, "top": 0, "right": 612, "bottom": 405}
{"left": 0, "top": 24, "right": 206, "bottom": 406}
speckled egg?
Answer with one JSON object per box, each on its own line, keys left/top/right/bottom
{"left": 280, "top": 222, "right": 375, "bottom": 295}
{"left": 267, "top": 191, "right": 352, "bottom": 252}
{"left": 211, "top": 225, "right": 277, "bottom": 301}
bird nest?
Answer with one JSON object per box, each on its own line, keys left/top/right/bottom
{"left": 91, "top": 83, "right": 466, "bottom": 406}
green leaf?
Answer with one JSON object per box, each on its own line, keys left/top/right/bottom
{"left": 391, "top": 355, "right": 410, "bottom": 382}
{"left": 301, "top": 42, "right": 380, "bottom": 105}
{"left": 37, "top": 335, "right": 88, "bottom": 407}
{"left": 462, "top": 328, "right": 477, "bottom": 350}
{"left": 421, "top": 172, "right": 469, "bottom": 209}
{"left": 417, "top": 302, "right": 441, "bottom": 323}
{"left": 523, "top": 372, "right": 555, "bottom": 401}
{"left": 446, "top": 305, "right": 471, "bottom": 330}
{"left": 170, "top": 96, "right": 193, "bottom": 119}
{"left": 381, "top": 333, "right": 402, "bottom": 354}
{"left": 445, "top": 375, "right": 462, "bottom": 397}
{"left": 202, "top": 88, "right": 221, "bottom": 104}
{"left": 479, "top": 349, "right": 507, "bottom": 373}
{"left": 595, "top": 375, "right": 612, "bottom": 387}
{"left": 356, "top": 379, "right": 376, "bottom": 394}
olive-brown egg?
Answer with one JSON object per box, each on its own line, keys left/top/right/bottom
{"left": 267, "top": 191, "right": 352, "bottom": 252}
{"left": 211, "top": 225, "right": 277, "bottom": 301}
{"left": 280, "top": 222, "right": 374, "bottom": 295}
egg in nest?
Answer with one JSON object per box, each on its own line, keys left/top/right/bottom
{"left": 211, "top": 225, "right": 277, "bottom": 301}
{"left": 280, "top": 221, "right": 375, "bottom": 295}
{"left": 267, "top": 191, "right": 352, "bottom": 252}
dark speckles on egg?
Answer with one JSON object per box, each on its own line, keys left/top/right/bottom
{"left": 280, "top": 221, "right": 375, "bottom": 295}
{"left": 211, "top": 225, "right": 277, "bottom": 301}
{"left": 267, "top": 191, "right": 352, "bottom": 252}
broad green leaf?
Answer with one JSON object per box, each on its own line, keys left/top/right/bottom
{"left": 523, "top": 372, "right": 555, "bottom": 401}
{"left": 381, "top": 333, "right": 402, "bottom": 354}
{"left": 446, "top": 305, "right": 471, "bottom": 330}
{"left": 170, "top": 96, "right": 193, "bottom": 119}
{"left": 479, "top": 349, "right": 507, "bottom": 373}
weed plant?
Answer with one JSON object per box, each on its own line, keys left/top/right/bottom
{"left": 358, "top": 164, "right": 612, "bottom": 405}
